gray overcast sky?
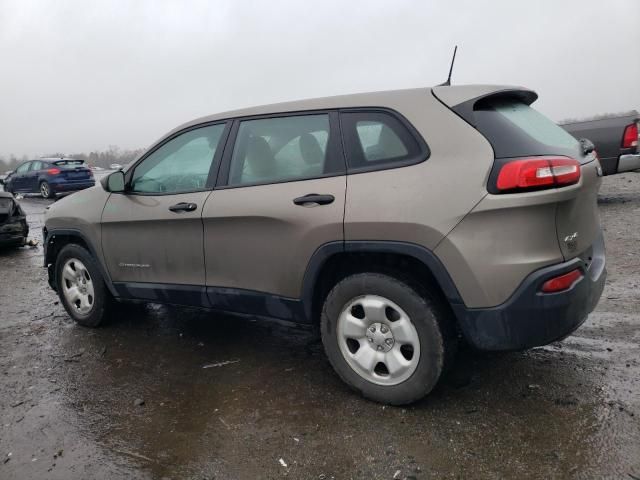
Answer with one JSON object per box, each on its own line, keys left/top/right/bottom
{"left": 1, "top": 0, "right": 638, "bottom": 157}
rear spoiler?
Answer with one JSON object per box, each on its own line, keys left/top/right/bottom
{"left": 433, "top": 85, "right": 538, "bottom": 127}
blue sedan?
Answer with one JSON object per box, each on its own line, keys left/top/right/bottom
{"left": 2, "top": 158, "right": 95, "bottom": 198}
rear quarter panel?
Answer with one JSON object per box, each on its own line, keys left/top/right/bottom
{"left": 344, "top": 90, "right": 494, "bottom": 249}
{"left": 435, "top": 164, "right": 601, "bottom": 309}
{"left": 435, "top": 194, "right": 563, "bottom": 308}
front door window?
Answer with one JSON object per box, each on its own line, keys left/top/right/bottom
{"left": 131, "top": 124, "right": 226, "bottom": 194}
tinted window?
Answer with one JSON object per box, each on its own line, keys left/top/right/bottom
{"left": 472, "top": 97, "right": 583, "bottom": 161}
{"left": 356, "top": 121, "right": 408, "bottom": 161}
{"left": 54, "top": 160, "right": 85, "bottom": 166}
{"left": 131, "top": 123, "right": 226, "bottom": 194}
{"left": 15, "top": 163, "right": 31, "bottom": 173}
{"left": 228, "top": 114, "right": 336, "bottom": 186}
{"left": 341, "top": 111, "right": 426, "bottom": 170}
{"left": 29, "top": 161, "right": 43, "bottom": 171}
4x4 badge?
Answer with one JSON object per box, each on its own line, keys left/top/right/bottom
{"left": 564, "top": 232, "right": 579, "bottom": 251}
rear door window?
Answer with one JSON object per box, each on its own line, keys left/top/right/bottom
{"left": 340, "top": 111, "right": 427, "bottom": 171}
{"left": 226, "top": 114, "right": 342, "bottom": 187}
{"left": 29, "top": 161, "right": 43, "bottom": 171}
{"left": 472, "top": 97, "right": 583, "bottom": 161}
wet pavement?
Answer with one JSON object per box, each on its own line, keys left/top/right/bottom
{"left": 1, "top": 174, "right": 639, "bottom": 479}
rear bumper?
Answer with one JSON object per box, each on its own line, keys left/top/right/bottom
{"left": 0, "top": 234, "right": 26, "bottom": 246}
{"left": 617, "top": 153, "right": 640, "bottom": 173}
{"left": 0, "top": 219, "right": 28, "bottom": 247}
{"left": 453, "top": 234, "right": 606, "bottom": 351}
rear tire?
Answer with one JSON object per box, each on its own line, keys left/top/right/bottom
{"left": 40, "top": 181, "right": 54, "bottom": 199}
{"left": 321, "top": 273, "right": 451, "bottom": 405}
{"left": 55, "top": 244, "right": 114, "bottom": 327}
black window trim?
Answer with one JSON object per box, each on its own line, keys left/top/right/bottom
{"left": 215, "top": 109, "right": 346, "bottom": 190}
{"left": 117, "top": 106, "right": 428, "bottom": 195}
{"left": 338, "top": 107, "right": 430, "bottom": 175}
{"left": 121, "top": 120, "right": 231, "bottom": 197}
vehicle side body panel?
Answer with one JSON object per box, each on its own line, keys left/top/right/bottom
{"left": 344, "top": 91, "right": 494, "bottom": 250}
{"left": 42, "top": 84, "right": 607, "bottom": 353}
{"left": 434, "top": 196, "right": 562, "bottom": 308}
{"left": 101, "top": 191, "right": 213, "bottom": 285}
{"left": 44, "top": 186, "right": 110, "bottom": 252}
{"left": 202, "top": 176, "right": 346, "bottom": 298}
{"left": 43, "top": 186, "right": 114, "bottom": 294}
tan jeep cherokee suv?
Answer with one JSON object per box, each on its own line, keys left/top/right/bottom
{"left": 43, "top": 85, "right": 606, "bottom": 404}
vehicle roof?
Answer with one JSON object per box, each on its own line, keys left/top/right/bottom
{"left": 165, "top": 84, "right": 532, "bottom": 138}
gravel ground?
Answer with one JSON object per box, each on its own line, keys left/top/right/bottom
{"left": 0, "top": 173, "right": 639, "bottom": 479}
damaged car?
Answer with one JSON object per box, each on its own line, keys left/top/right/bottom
{"left": 0, "top": 192, "right": 29, "bottom": 248}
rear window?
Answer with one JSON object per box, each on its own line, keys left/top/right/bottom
{"left": 53, "top": 160, "right": 85, "bottom": 166}
{"left": 472, "top": 97, "right": 583, "bottom": 161}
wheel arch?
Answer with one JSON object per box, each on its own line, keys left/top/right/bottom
{"left": 44, "top": 228, "right": 117, "bottom": 297}
{"left": 301, "top": 241, "right": 465, "bottom": 326}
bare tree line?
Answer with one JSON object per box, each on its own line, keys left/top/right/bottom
{"left": 0, "top": 145, "right": 145, "bottom": 172}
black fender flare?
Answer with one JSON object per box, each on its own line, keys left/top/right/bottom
{"left": 44, "top": 228, "right": 118, "bottom": 297}
{"left": 300, "top": 240, "right": 464, "bottom": 322}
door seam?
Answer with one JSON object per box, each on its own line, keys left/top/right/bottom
{"left": 201, "top": 189, "right": 216, "bottom": 286}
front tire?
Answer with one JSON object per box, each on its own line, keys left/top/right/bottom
{"left": 55, "top": 244, "right": 113, "bottom": 327}
{"left": 321, "top": 273, "right": 450, "bottom": 405}
{"left": 40, "top": 181, "right": 54, "bottom": 199}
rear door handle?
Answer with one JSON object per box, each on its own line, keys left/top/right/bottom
{"left": 169, "top": 202, "right": 197, "bottom": 213}
{"left": 293, "top": 194, "right": 335, "bottom": 206}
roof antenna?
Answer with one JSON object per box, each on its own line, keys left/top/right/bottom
{"left": 438, "top": 45, "right": 458, "bottom": 86}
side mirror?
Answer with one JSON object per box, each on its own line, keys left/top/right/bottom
{"left": 0, "top": 178, "right": 4, "bottom": 186}
{"left": 579, "top": 138, "right": 595, "bottom": 155}
{"left": 101, "top": 170, "right": 126, "bottom": 192}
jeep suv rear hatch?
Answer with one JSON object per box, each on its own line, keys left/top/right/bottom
{"left": 434, "top": 87, "right": 602, "bottom": 262}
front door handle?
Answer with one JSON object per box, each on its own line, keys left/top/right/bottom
{"left": 293, "top": 194, "right": 335, "bottom": 206}
{"left": 169, "top": 202, "right": 197, "bottom": 213}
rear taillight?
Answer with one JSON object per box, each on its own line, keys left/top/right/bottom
{"left": 541, "top": 268, "right": 583, "bottom": 293}
{"left": 47, "top": 168, "right": 61, "bottom": 175}
{"left": 622, "top": 122, "right": 638, "bottom": 148}
{"left": 494, "top": 156, "right": 581, "bottom": 193}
